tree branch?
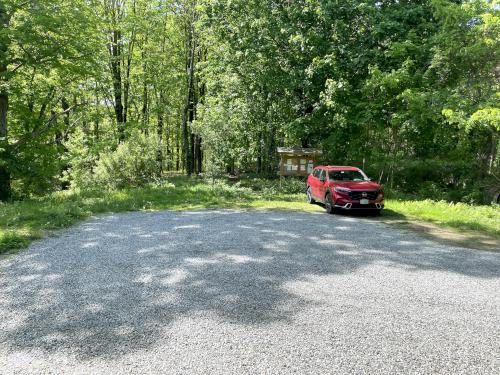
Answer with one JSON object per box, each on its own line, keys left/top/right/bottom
{"left": 6, "top": 0, "right": 33, "bottom": 20}
{"left": 9, "top": 103, "right": 86, "bottom": 150}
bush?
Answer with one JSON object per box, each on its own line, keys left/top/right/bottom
{"left": 416, "top": 181, "right": 447, "bottom": 200}
{"left": 91, "top": 132, "right": 162, "bottom": 190}
{"left": 63, "top": 128, "right": 118, "bottom": 190}
{"left": 236, "top": 176, "right": 306, "bottom": 195}
{"left": 364, "top": 158, "right": 491, "bottom": 203}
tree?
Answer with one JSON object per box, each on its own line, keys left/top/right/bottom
{"left": 0, "top": 0, "right": 98, "bottom": 200}
{"left": 1, "top": 0, "right": 498, "bottom": 203}
{"left": 0, "top": 1, "right": 10, "bottom": 199}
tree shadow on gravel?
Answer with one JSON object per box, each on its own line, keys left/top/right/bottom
{"left": 0, "top": 210, "right": 499, "bottom": 359}
{"left": 316, "top": 203, "right": 500, "bottom": 252}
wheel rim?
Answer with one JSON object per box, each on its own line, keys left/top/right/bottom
{"left": 307, "top": 189, "right": 312, "bottom": 202}
{"left": 325, "top": 196, "right": 332, "bottom": 211}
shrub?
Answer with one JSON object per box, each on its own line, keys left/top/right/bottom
{"left": 416, "top": 181, "right": 447, "bottom": 200}
{"left": 236, "top": 176, "right": 306, "bottom": 195}
{"left": 364, "top": 158, "right": 490, "bottom": 203}
{"left": 92, "top": 132, "right": 162, "bottom": 190}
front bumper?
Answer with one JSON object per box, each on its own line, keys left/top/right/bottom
{"left": 334, "top": 202, "right": 384, "bottom": 210}
{"left": 333, "top": 190, "right": 384, "bottom": 210}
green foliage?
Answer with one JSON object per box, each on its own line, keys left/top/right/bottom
{"left": 63, "top": 128, "right": 117, "bottom": 190}
{"left": 1, "top": 0, "right": 101, "bottom": 198}
{"left": 235, "top": 177, "right": 307, "bottom": 195}
{"left": 364, "top": 158, "right": 500, "bottom": 204}
{"left": 2, "top": 0, "right": 187, "bottom": 199}
{"left": 195, "top": 0, "right": 499, "bottom": 200}
{"left": 91, "top": 131, "right": 162, "bottom": 190}
{"left": 468, "top": 107, "right": 500, "bottom": 133}
{"left": 0, "top": 0, "right": 498, "bottom": 206}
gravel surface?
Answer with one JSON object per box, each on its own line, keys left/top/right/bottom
{"left": 0, "top": 209, "right": 499, "bottom": 374}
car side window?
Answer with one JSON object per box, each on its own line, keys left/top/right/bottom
{"left": 313, "top": 169, "right": 320, "bottom": 178}
{"left": 319, "top": 169, "right": 325, "bottom": 180}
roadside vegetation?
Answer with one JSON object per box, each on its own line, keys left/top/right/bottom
{"left": 1, "top": 1, "right": 499, "bottom": 205}
{"left": 1, "top": 177, "right": 498, "bottom": 255}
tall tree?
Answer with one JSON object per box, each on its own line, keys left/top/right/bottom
{"left": 0, "top": 0, "right": 98, "bottom": 199}
{"left": 0, "top": 1, "right": 11, "bottom": 199}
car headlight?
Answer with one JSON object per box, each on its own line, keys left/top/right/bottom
{"left": 334, "top": 187, "right": 350, "bottom": 193}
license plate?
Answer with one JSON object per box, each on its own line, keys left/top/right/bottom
{"left": 360, "top": 199, "right": 369, "bottom": 205}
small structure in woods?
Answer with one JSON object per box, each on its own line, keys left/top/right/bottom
{"left": 277, "top": 147, "right": 322, "bottom": 177}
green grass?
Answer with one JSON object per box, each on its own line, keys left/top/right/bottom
{"left": 1, "top": 177, "right": 498, "bottom": 254}
{"left": 384, "top": 199, "right": 500, "bottom": 236}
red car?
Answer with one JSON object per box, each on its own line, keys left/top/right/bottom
{"left": 306, "top": 166, "right": 384, "bottom": 214}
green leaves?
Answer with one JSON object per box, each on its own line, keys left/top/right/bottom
{"left": 445, "top": 107, "right": 500, "bottom": 133}
{"left": 0, "top": 0, "right": 497, "bottom": 202}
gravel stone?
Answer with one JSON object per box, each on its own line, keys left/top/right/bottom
{"left": 0, "top": 209, "right": 499, "bottom": 374}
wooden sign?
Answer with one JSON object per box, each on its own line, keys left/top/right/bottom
{"left": 277, "top": 147, "right": 322, "bottom": 177}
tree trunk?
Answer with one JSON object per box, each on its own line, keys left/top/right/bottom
{"left": 142, "top": 81, "right": 148, "bottom": 128}
{"left": 0, "top": 91, "right": 10, "bottom": 201}
{"left": 166, "top": 116, "right": 172, "bottom": 171}
{"left": 61, "top": 97, "right": 70, "bottom": 137}
{"left": 0, "top": 3, "right": 11, "bottom": 200}
{"left": 176, "top": 122, "right": 180, "bottom": 171}
{"left": 37, "top": 86, "right": 55, "bottom": 123}
{"left": 157, "top": 113, "right": 164, "bottom": 175}
{"left": 195, "top": 70, "right": 205, "bottom": 175}
{"left": 190, "top": 132, "right": 195, "bottom": 174}
{"left": 256, "top": 131, "right": 263, "bottom": 174}
{"left": 267, "top": 124, "right": 276, "bottom": 174}
{"left": 194, "top": 135, "right": 202, "bottom": 174}
{"left": 182, "top": 23, "right": 196, "bottom": 175}
{"left": 59, "top": 98, "right": 71, "bottom": 189}
{"left": 489, "top": 131, "right": 498, "bottom": 175}
{"left": 94, "top": 83, "right": 100, "bottom": 141}
{"left": 110, "top": 29, "right": 125, "bottom": 142}
{"left": 193, "top": 135, "right": 199, "bottom": 174}
{"left": 123, "top": 38, "right": 134, "bottom": 124}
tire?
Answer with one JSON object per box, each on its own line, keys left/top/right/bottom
{"left": 306, "top": 187, "right": 315, "bottom": 204}
{"left": 325, "top": 193, "right": 335, "bottom": 214}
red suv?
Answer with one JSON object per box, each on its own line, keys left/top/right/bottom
{"left": 306, "top": 166, "right": 384, "bottom": 214}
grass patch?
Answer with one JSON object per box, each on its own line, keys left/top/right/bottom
{"left": 1, "top": 177, "right": 498, "bottom": 254}
{"left": 384, "top": 199, "right": 500, "bottom": 237}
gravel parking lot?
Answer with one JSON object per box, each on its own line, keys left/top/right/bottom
{"left": 0, "top": 209, "right": 499, "bottom": 374}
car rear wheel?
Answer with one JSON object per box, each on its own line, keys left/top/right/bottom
{"left": 306, "top": 187, "right": 315, "bottom": 204}
{"left": 325, "top": 193, "right": 335, "bottom": 214}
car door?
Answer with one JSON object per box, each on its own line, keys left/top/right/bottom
{"left": 317, "top": 169, "right": 328, "bottom": 201}
{"left": 310, "top": 168, "right": 321, "bottom": 198}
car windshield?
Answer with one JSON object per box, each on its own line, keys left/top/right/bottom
{"left": 329, "top": 170, "right": 366, "bottom": 182}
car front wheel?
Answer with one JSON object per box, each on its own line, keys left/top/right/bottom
{"left": 325, "top": 193, "right": 335, "bottom": 214}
